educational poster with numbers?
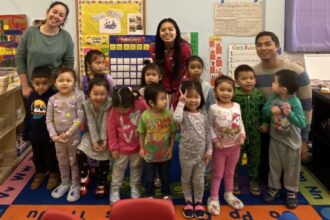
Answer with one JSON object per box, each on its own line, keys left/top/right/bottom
{"left": 76, "top": 0, "right": 145, "bottom": 77}
{"left": 209, "top": 36, "right": 223, "bottom": 86}
{"left": 227, "top": 44, "right": 259, "bottom": 79}
{"left": 109, "top": 35, "right": 155, "bottom": 87}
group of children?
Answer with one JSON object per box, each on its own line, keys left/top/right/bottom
{"left": 23, "top": 48, "right": 306, "bottom": 218}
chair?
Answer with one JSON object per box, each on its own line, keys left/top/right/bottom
{"left": 110, "top": 198, "right": 176, "bottom": 220}
{"left": 40, "top": 208, "right": 81, "bottom": 220}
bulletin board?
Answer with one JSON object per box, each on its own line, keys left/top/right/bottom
{"left": 0, "top": 15, "right": 28, "bottom": 67}
{"left": 76, "top": 0, "right": 145, "bottom": 77}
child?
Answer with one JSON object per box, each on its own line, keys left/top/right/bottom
{"left": 207, "top": 75, "right": 245, "bottom": 215}
{"left": 173, "top": 80, "right": 212, "bottom": 219}
{"left": 233, "top": 64, "right": 266, "bottom": 196}
{"left": 46, "top": 67, "right": 84, "bottom": 202}
{"left": 186, "top": 55, "right": 215, "bottom": 110}
{"left": 139, "top": 61, "right": 164, "bottom": 187}
{"left": 263, "top": 69, "right": 306, "bottom": 209}
{"left": 139, "top": 62, "right": 163, "bottom": 97}
{"left": 77, "top": 75, "right": 112, "bottom": 199}
{"left": 108, "top": 87, "right": 148, "bottom": 204}
{"left": 23, "top": 65, "right": 59, "bottom": 190}
{"left": 81, "top": 49, "right": 115, "bottom": 97}
{"left": 137, "top": 83, "right": 176, "bottom": 199}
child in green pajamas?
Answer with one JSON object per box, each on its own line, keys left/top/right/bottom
{"left": 233, "top": 64, "right": 266, "bottom": 196}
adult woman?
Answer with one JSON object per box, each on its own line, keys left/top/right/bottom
{"left": 149, "top": 18, "right": 192, "bottom": 108}
{"left": 16, "top": 1, "right": 74, "bottom": 97}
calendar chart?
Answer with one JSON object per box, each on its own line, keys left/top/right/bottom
{"left": 109, "top": 35, "right": 155, "bottom": 87}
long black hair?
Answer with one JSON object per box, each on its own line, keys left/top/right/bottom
{"left": 154, "top": 18, "right": 182, "bottom": 80}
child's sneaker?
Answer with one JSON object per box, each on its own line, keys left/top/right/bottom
{"left": 182, "top": 200, "right": 194, "bottom": 218}
{"left": 67, "top": 186, "right": 80, "bottom": 202}
{"left": 264, "top": 188, "right": 281, "bottom": 203}
{"left": 285, "top": 191, "right": 298, "bottom": 209}
{"left": 131, "top": 186, "right": 140, "bottom": 199}
{"left": 51, "top": 184, "right": 71, "bottom": 199}
{"left": 95, "top": 185, "right": 107, "bottom": 199}
{"left": 162, "top": 195, "right": 172, "bottom": 200}
{"left": 194, "top": 201, "right": 205, "bottom": 219}
{"left": 249, "top": 177, "right": 261, "bottom": 195}
{"left": 224, "top": 192, "right": 244, "bottom": 210}
{"left": 110, "top": 187, "right": 120, "bottom": 204}
{"left": 80, "top": 172, "right": 90, "bottom": 196}
{"left": 207, "top": 197, "right": 220, "bottom": 216}
{"left": 30, "top": 173, "right": 46, "bottom": 190}
{"left": 47, "top": 172, "right": 59, "bottom": 190}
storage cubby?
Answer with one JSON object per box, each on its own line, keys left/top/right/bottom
{"left": 0, "top": 86, "right": 30, "bottom": 184}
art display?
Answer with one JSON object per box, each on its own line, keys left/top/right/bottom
{"left": 76, "top": 0, "right": 145, "bottom": 76}
{"left": 0, "top": 15, "right": 28, "bottom": 67}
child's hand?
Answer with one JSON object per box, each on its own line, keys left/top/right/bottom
{"left": 100, "top": 140, "right": 107, "bottom": 152}
{"left": 111, "top": 151, "right": 119, "bottom": 159}
{"left": 59, "top": 133, "right": 69, "bottom": 143}
{"left": 54, "top": 135, "right": 67, "bottom": 143}
{"left": 178, "top": 89, "right": 187, "bottom": 103}
{"left": 165, "top": 147, "right": 173, "bottom": 159}
{"left": 203, "top": 153, "right": 212, "bottom": 164}
{"left": 239, "top": 135, "right": 245, "bottom": 145}
{"left": 213, "top": 140, "right": 223, "bottom": 149}
{"left": 271, "top": 105, "right": 281, "bottom": 115}
{"left": 92, "top": 142, "right": 102, "bottom": 152}
{"left": 139, "top": 148, "right": 145, "bottom": 158}
{"left": 281, "top": 103, "right": 291, "bottom": 116}
{"left": 259, "top": 123, "right": 269, "bottom": 133}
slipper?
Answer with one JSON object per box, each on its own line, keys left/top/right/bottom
{"left": 224, "top": 193, "right": 244, "bottom": 210}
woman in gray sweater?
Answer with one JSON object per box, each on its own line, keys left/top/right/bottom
{"left": 16, "top": 1, "right": 74, "bottom": 97}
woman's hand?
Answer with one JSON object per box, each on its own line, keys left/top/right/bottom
{"left": 22, "top": 84, "right": 32, "bottom": 97}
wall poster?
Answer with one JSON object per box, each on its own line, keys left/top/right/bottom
{"left": 227, "top": 44, "right": 259, "bottom": 79}
{"left": 0, "top": 15, "right": 28, "bottom": 67}
{"left": 209, "top": 36, "right": 223, "bottom": 86}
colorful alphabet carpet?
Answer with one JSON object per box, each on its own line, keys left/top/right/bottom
{"left": 0, "top": 150, "right": 330, "bottom": 220}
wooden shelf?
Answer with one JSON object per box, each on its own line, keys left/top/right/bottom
{"left": 0, "top": 117, "right": 24, "bottom": 140}
{"left": 16, "top": 116, "right": 24, "bottom": 127}
{"left": 0, "top": 84, "right": 27, "bottom": 185}
{"left": 0, "top": 126, "right": 14, "bottom": 140}
{"left": 0, "top": 146, "right": 31, "bottom": 184}
{"left": 0, "top": 85, "right": 21, "bottom": 100}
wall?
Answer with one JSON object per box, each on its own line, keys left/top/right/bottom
{"left": 2, "top": 0, "right": 285, "bottom": 82}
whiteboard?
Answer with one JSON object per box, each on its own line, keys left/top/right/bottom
{"left": 304, "top": 54, "right": 330, "bottom": 80}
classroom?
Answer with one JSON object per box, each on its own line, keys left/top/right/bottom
{"left": 0, "top": 0, "right": 329, "bottom": 219}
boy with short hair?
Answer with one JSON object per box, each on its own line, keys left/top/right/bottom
{"left": 233, "top": 64, "right": 266, "bottom": 196}
{"left": 23, "top": 65, "right": 59, "bottom": 190}
{"left": 263, "top": 69, "right": 306, "bottom": 209}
